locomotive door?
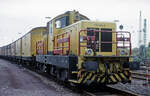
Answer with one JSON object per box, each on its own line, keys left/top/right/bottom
{"left": 101, "top": 28, "right": 112, "bottom": 52}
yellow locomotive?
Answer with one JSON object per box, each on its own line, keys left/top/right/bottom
{"left": 0, "top": 10, "right": 132, "bottom": 86}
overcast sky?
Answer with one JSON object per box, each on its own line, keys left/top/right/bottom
{"left": 0, "top": 0, "right": 150, "bottom": 48}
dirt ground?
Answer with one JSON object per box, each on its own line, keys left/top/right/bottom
{"left": 0, "top": 59, "right": 79, "bottom": 96}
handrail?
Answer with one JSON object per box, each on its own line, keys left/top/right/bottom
{"left": 53, "top": 32, "right": 70, "bottom": 56}
{"left": 78, "top": 30, "right": 131, "bottom": 56}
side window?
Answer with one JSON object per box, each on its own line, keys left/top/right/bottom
{"left": 55, "top": 20, "right": 61, "bottom": 28}
{"left": 80, "top": 17, "right": 84, "bottom": 20}
{"left": 55, "top": 16, "right": 69, "bottom": 28}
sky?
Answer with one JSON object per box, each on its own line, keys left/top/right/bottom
{"left": 0, "top": 0, "right": 150, "bottom": 48}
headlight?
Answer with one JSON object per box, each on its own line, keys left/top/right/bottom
{"left": 80, "top": 36, "right": 83, "bottom": 42}
{"left": 85, "top": 49, "right": 93, "bottom": 55}
{"left": 120, "top": 49, "right": 125, "bottom": 55}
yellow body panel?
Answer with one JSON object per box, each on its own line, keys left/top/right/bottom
{"left": 22, "top": 33, "right": 31, "bottom": 57}
{"left": 61, "top": 20, "right": 131, "bottom": 84}
{"left": 3, "top": 46, "right": 6, "bottom": 56}
{"left": 21, "top": 27, "right": 47, "bottom": 57}
{"left": 31, "top": 27, "right": 47, "bottom": 56}
{"left": 15, "top": 39, "right": 22, "bottom": 56}
{"left": 64, "top": 20, "right": 116, "bottom": 56}
{"left": 43, "top": 33, "right": 48, "bottom": 54}
{"left": 11, "top": 42, "right": 16, "bottom": 56}
{"left": 8, "top": 44, "right": 11, "bottom": 56}
{"left": 82, "top": 21, "right": 116, "bottom": 56}
{"left": 0, "top": 47, "right": 4, "bottom": 55}
{"left": 48, "top": 11, "right": 89, "bottom": 53}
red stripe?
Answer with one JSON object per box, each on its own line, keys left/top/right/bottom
{"left": 57, "top": 38, "right": 69, "bottom": 43}
{"left": 53, "top": 50, "right": 62, "bottom": 54}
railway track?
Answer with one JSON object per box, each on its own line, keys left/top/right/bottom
{"left": 20, "top": 63, "right": 138, "bottom": 96}
{"left": 82, "top": 85, "right": 139, "bottom": 96}
{"left": 17, "top": 63, "right": 139, "bottom": 96}
{"left": 132, "top": 72, "right": 150, "bottom": 81}
{"left": 10, "top": 61, "right": 141, "bottom": 96}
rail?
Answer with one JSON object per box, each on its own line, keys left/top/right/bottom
{"left": 82, "top": 86, "right": 139, "bottom": 96}
{"left": 132, "top": 72, "right": 150, "bottom": 81}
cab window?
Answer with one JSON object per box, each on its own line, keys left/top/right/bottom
{"left": 55, "top": 16, "right": 69, "bottom": 28}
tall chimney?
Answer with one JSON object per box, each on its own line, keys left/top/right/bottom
{"left": 139, "top": 11, "right": 142, "bottom": 47}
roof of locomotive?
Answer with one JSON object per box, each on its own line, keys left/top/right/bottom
{"left": 9, "top": 26, "right": 47, "bottom": 45}
{"left": 52, "top": 10, "right": 90, "bottom": 21}
{"left": 63, "top": 20, "right": 116, "bottom": 29}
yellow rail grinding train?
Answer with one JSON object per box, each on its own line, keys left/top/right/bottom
{"left": 0, "top": 10, "right": 132, "bottom": 86}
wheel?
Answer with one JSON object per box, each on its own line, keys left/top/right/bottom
{"left": 60, "top": 70, "right": 68, "bottom": 81}
{"left": 40, "top": 64, "right": 47, "bottom": 72}
{"left": 69, "top": 82, "right": 78, "bottom": 87}
{"left": 50, "top": 66, "right": 55, "bottom": 75}
{"left": 56, "top": 70, "right": 60, "bottom": 79}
